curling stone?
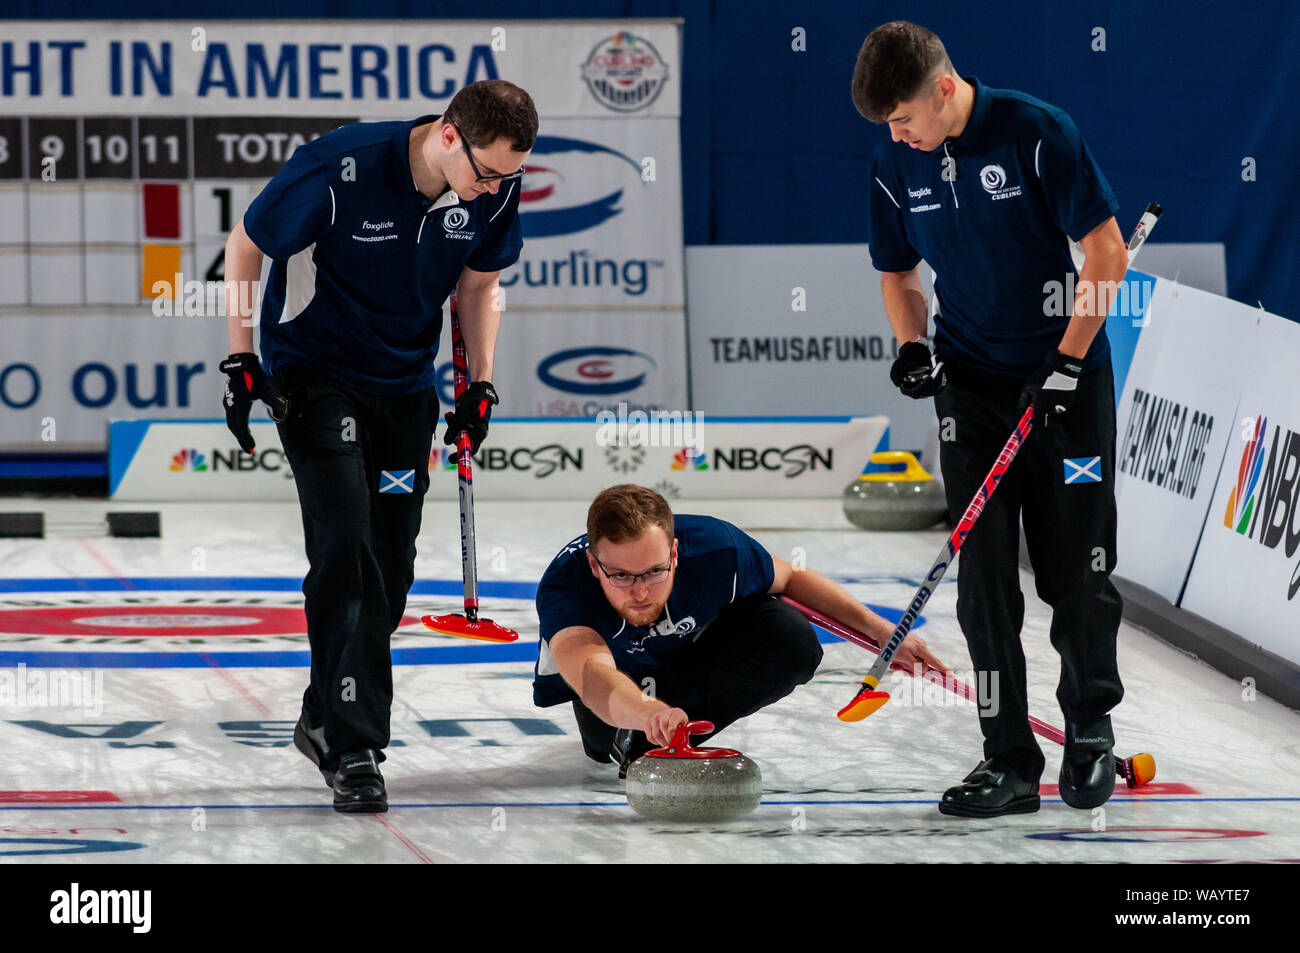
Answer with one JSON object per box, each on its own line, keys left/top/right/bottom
{"left": 842, "top": 451, "right": 948, "bottom": 531}
{"left": 625, "top": 720, "right": 762, "bottom": 822}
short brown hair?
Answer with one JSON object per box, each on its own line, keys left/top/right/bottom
{"left": 586, "top": 484, "right": 674, "bottom": 550}
{"left": 444, "top": 79, "right": 538, "bottom": 152}
{"left": 851, "top": 21, "right": 954, "bottom": 123}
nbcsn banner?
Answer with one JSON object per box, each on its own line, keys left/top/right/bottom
{"left": 110, "top": 416, "right": 888, "bottom": 501}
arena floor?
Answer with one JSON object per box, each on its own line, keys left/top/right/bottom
{"left": 1, "top": 498, "right": 1296, "bottom": 863}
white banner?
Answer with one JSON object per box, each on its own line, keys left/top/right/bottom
{"left": 686, "top": 244, "right": 936, "bottom": 446}
{"left": 1113, "top": 278, "right": 1256, "bottom": 602}
{"left": 0, "top": 314, "right": 231, "bottom": 449}
{"left": 1180, "top": 314, "right": 1300, "bottom": 665}
{"left": 109, "top": 416, "right": 888, "bottom": 501}
{"left": 0, "top": 20, "right": 680, "bottom": 118}
{"left": 0, "top": 308, "right": 689, "bottom": 448}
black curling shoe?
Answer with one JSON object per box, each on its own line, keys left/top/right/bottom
{"left": 1059, "top": 718, "right": 1116, "bottom": 809}
{"left": 293, "top": 715, "right": 336, "bottom": 790}
{"left": 939, "top": 759, "right": 1040, "bottom": 818}
{"left": 613, "top": 728, "right": 655, "bottom": 780}
{"left": 332, "top": 749, "right": 388, "bottom": 814}
{"left": 613, "top": 728, "right": 636, "bottom": 780}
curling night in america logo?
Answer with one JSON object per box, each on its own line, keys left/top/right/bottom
{"left": 580, "top": 31, "right": 669, "bottom": 112}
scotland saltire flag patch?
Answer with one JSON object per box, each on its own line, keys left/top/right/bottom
{"left": 1063, "top": 457, "right": 1102, "bottom": 484}
{"left": 379, "top": 470, "right": 415, "bottom": 493}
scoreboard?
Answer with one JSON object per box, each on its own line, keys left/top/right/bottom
{"left": 0, "top": 115, "right": 352, "bottom": 309}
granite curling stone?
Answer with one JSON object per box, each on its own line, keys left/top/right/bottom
{"left": 625, "top": 720, "right": 763, "bottom": 821}
{"left": 843, "top": 450, "right": 948, "bottom": 531}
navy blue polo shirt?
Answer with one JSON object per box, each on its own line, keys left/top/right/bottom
{"left": 532, "top": 514, "right": 776, "bottom": 708}
{"left": 242, "top": 114, "right": 523, "bottom": 395}
{"left": 867, "top": 77, "right": 1120, "bottom": 379}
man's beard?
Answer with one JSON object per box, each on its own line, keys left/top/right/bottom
{"left": 618, "top": 600, "right": 666, "bottom": 627}
{"left": 616, "top": 582, "right": 674, "bottom": 627}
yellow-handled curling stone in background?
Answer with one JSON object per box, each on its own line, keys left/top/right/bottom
{"left": 842, "top": 451, "right": 949, "bottom": 531}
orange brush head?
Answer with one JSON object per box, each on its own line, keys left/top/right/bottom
{"left": 837, "top": 689, "right": 890, "bottom": 722}
{"left": 421, "top": 614, "right": 519, "bottom": 643}
{"left": 1124, "top": 752, "right": 1157, "bottom": 788}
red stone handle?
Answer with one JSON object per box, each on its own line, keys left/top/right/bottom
{"left": 665, "top": 720, "right": 716, "bottom": 753}
{"left": 646, "top": 720, "right": 742, "bottom": 760}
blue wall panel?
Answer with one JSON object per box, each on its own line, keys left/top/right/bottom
{"left": 12, "top": 0, "right": 1298, "bottom": 319}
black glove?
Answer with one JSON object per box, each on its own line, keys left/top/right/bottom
{"left": 442, "top": 380, "right": 499, "bottom": 456}
{"left": 890, "top": 339, "right": 948, "bottom": 399}
{"left": 1018, "top": 350, "right": 1083, "bottom": 432}
{"left": 220, "top": 352, "right": 289, "bottom": 453}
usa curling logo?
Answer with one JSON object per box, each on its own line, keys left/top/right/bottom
{"left": 170, "top": 449, "right": 207, "bottom": 472}
{"left": 537, "top": 347, "right": 657, "bottom": 394}
{"left": 517, "top": 136, "right": 644, "bottom": 238}
{"left": 1225, "top": 415, "right": 1266, "bottom": 533}
{"left": 671, "top": 446, "right": 708, "bottom": 471}
{"left": 580, "top": 31, "right": 669, "bottom": 112}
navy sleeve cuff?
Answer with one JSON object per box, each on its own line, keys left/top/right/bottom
{"left": 465, "top": 244, "right": 523, "bottom": 274}
{"left": 1068, "top": 197, "right": 1121, "bottom": 243}
{"left": 871, "top": 254, "right": 922, "bottom": 273}
{"left": 242, "top": 216, "right": 286, "bottom": 261}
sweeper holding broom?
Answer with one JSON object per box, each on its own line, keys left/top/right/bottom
{"left": 221, "top": 80, "right": 537, "bottom": 814}
{"left": 853, "top": 21, "right": 1141, "bottom": 816}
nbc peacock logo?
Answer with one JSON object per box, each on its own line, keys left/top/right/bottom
{"left": 671, "top": 446, "right": 708, "bottom": 471}
{"left": 170, "top": 448, "right": 207, "bottom": 472}
{"left": 1224, "top": 415, "right": 1266, "bottom": 533}
{"left": 427, "top": 447, "right": 459, "bottom": 471}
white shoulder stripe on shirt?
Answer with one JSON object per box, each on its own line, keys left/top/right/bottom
{"left": 537, "top": 638, "right": 559, "bottom": 676}
{"left": 489, "top": 180, "right": 517, "bottom": 223}
{"left": 277, "top": 243, "right": 317, "bottom": 325}
{"left": 1034, "top": 138, "right": 1042, "bottom": 179}
{"left": 328, "top": 185, "right": 336, "bottom": 225}
{"left": 874, "top": 176, "right": 901, "bottom": 209}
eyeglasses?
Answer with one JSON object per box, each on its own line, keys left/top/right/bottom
{"left": 447, "top": 119, "right": 524, "bottom": 183}
{"left": 592, "top": 553, "right": 674, "bottom": 589}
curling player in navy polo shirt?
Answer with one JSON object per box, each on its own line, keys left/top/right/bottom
{"left": 534, "top": 484, "right": 949, "bottom": 775}
{"left": 854, "top": 22, "right": 1132, "bottom": 817}
{"left": 220, "top": 80, "right": 537, "bottom": 813}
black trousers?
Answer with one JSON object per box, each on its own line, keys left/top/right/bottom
{"left": 933, "top": 362, "right": 1125, "bottom": 781}
{"left": 273, "top": 363, "right": 439, "bottom": 763}
{"left": 571, "top": 594, "right": 824, "bottom": 762}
